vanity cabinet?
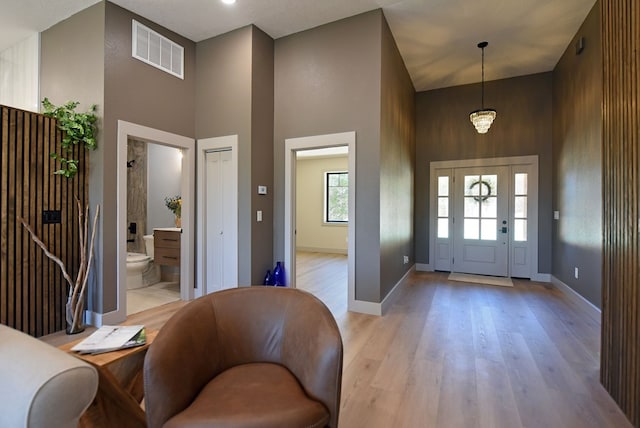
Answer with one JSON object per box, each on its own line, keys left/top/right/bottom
{"left": 154, "top": 229, "right": 181, "bottom": 267}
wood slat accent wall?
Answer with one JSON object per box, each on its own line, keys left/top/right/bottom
{"left": 601, "top": 1, "right": 640, "bottom": 426}
{"left": 0, "top": 105, "right": 87, "bottom": 337}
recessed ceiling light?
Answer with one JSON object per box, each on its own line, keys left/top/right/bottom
{"left": 221, "top": 0, "right": 236, "bottom": 4}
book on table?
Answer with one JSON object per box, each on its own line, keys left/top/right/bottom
{"left": 71, "top": 325, "right": 147, "bottom": 355}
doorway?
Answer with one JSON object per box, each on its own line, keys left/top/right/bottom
{"left": 196, "top": 135, "right": 238, "bottom": 297}
{"left": 284, "top": 131, "right": 356, "bottom": 311}
{"left": 116, "top": 121, "right": 195, "bottom": 322}
{"left": 430, "top": 156, "right": 538, "bottom": 278}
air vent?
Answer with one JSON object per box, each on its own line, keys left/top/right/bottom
{"left": 132, "top": 20, "right": 184, "bottom": 79}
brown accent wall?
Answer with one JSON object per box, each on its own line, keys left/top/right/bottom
{"left": 195, "top": 25, "right": 274, "bottom": 285}
{"left": 552, "top": 3, "right": 602, "bottom": 308}
{"left": 415, "top": 73, "right": 553, "bottom": 273}
{"left": 379, "top": 15, "right": 415, "bottom": 297}
{"left": 274, "top": 10, "right": 382, "bottom": 301}
{"left": 601, "top": 0, "right": 640, "bottom": 425}
{"left": 0, "top": 106, "right": 88, "bottom": 336}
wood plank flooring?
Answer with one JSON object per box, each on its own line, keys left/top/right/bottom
{"left": 295, "top": 251, "right": 630, "bottom": 428}
{"left": 42, "top": 251, "right": 631, "bottom": 427}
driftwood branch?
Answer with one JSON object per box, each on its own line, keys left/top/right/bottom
{"left": 19, "top": 217, "right": 75, "bottom": 292}
{"left": 19, "top": 201, "right": 100, "bottom": 333}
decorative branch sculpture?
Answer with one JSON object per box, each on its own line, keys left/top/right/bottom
{"left": 19, "top": 198, "right": 100, "bottom": 334}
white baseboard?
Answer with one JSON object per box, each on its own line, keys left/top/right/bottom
{"left": 532, "top": 272, "right": 552, "bottom": 282}
{"left": 296, "top": 246, "right": 347, "bottom": 255}
{"left": 416, "top": 263, "right": 433, "bottom": 272}
{"left": 381, "top": 265, "right": 414, "bottom": 314}
{"left": 551, "top": 275, "right": 601, "bottom": 320}
{"left": 86, "top": 308, "right": 126, "bottom": 328}
{"left": 348, "top": 265, "right": 414, "bottom": 316}
{"left": 349, "top": 299, "right": 382, "bottom": 316}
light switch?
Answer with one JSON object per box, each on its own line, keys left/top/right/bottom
{"left": 257, "top": 210, "right": 263, "bottom": 222}
{"left": 554, "top": 211, "right": 560, "bottom": 220}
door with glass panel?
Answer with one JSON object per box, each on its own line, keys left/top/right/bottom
{"left": 453, "top": 166, "right": 509, "bottom": 276}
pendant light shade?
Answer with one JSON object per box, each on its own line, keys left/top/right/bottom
{"left": 469, "top": 41, "right": 496, "bottom": 134}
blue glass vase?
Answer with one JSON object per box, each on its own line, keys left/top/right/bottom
{"left": 273, "top": 262, "right": 285, "bottom": 286}
{"left": 263, "top": 270, "right": 274, "bottom": 286}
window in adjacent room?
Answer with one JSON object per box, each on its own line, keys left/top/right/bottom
{"left": 325, "top": 171, "right": 348, "bottom": 223}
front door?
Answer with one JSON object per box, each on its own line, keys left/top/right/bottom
{"left": 452, "top": 166, "right": 509, "bottom": 276}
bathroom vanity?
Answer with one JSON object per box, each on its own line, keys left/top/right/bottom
{"left": 154, "top": 228, "right": 181, "bottom": 267}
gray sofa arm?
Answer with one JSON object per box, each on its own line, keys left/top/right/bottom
{"left": 0, "top": 324, "right": 99, "bottom": 428}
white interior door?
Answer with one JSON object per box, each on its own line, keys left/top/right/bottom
{"left": 204, "top": 149, "right": 236, "bottom": 293}
{"left": 453, "top": 166, "right": 509, "bottom": 276}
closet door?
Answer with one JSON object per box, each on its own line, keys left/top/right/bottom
{"left": 205, "top": 149, "right": 235, "bottom": 292}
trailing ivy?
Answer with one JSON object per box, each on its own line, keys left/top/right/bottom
{"left": 42, "top": 97, "right": 97, "bottom": 178}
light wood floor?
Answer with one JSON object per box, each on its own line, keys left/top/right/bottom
{"left": 44, "top": 251, "right": 631, "bottom": 427}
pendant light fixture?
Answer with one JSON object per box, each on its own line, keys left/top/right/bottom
{"left": 469, "top": 41, "right": 496, "bottom": 134}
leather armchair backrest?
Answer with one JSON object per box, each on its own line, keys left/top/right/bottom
{"left": 145, "top": 287, "right": 343, "bottom": 428}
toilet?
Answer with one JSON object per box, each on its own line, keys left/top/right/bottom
{"left": 126, "top": 235, "right": 160, "bottom": 289}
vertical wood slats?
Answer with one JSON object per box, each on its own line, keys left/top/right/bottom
{"left": 601, "top": 1, "right": 640, "bottom": 426}
{"left": 0, "top": 105, "right": 87, "bottom": 337}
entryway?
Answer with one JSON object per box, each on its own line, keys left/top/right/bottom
{"left": 430, "top": 156, "right": 539, "bottom": 278}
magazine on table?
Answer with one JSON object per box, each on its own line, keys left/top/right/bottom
{"left": 71, "top": 325, "right": 146, "bottom": 355}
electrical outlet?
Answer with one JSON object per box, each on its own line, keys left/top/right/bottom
{"left": 574, "top": 267, "right": 579, "bottom": 279}
{"left": 403, "top": 255, "right": 409, "bottom": 264}
{"left": 43, "top": 210, "right": 62, "bottom": 224}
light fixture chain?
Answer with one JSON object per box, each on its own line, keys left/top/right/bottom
{"left": 481, "top": 45, "right": 485, "bottom": 108}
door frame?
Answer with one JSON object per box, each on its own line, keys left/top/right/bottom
{"left": 196, "top": 135, "right": 238, "bottom": 298}
{"left": 284, "top": 131, "right": 356, "bottom": 309}
{"left": 429, "top": 155, "right": 539, "bottom": 278}
{"left": 116, "top": 120, "right": 195, "bottom": 322}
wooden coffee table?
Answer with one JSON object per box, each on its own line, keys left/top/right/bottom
{"left": 59, "top": 329, "right": 157, "bottom": 428}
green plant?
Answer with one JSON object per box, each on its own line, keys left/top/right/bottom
{"left": 164, "top": 195, "right": 182, "bottom": 218}
{"left": 42, "top": 97, "right": 98, "bottom": 178}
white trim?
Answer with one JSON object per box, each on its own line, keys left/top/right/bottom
{"left": 551, "top": 275, "right": 601, "bottom": 320}
{"left": 381, "top": 265, "right": 414, "bottom": 313}
{"left": 284, "top": 132, "right": 357, "bottom": 312}
{"left": 115, "top": 121, "right": 195, "bottom": 326}
{"left": 296, "top": 246, "right": 347, "bottom": 255}
{"left": 416, "top": 263, "right": 433, "bottom": 272}
{"left": 531, "top": 273, "right": 551, "bottom": 282}
{"left": 349, "top": 264, "right": 414, "bottom": 316}
{"left": 196, "top": 136, "right": 239, "bottom": 298}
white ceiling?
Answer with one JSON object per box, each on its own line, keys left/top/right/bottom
{"left": 0, "top": 0, "right": 597, "bottom": 91}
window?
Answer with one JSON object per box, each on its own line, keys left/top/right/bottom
{"left": 463, "top": 174, "right": 498, "bottom": 240}
{"left": 437, "top": 176, "right": 449, "bottom": 238}
{"left": 325, "top": 171, "right": 348, "bottom": 223}
{"left": 514, "top": 173, "right": 528, "bottom": 241}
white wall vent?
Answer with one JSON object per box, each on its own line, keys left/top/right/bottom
{"left": 132, "top": 20, "right": 184, "bottom": 79}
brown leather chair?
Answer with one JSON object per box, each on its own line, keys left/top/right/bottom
{"left": 143, "top": 286, "right": 343, "bottom": 428}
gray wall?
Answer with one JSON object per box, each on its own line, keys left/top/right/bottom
{"left": 42, "top": 2, "right": 196, "bottom": 314}
{"left": 552, "top": 3, "right": 602, "bottom": 308}
{"left": 274, "top": 10, "right": 383, "bottom": 301}
{"left": 250, "top": 28, "right": 275, "bottom": 284}
{"left": 415, "top": 73, "right": 554, "bottom": 274}
{"left": 40, "top": 2, "right": 106, "bottom": 313}
{"left": 195, "top": 25, "right": 274, "bottom": 285}
{"left": 98, "top": 2, "right": 195, "bottom": 312}
{"left": 379, "top": 16, "right": 415, "bottom": 298}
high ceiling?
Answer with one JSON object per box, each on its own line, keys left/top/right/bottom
{"left": 0, "top": 0, "right": 596, "bottom": 91}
